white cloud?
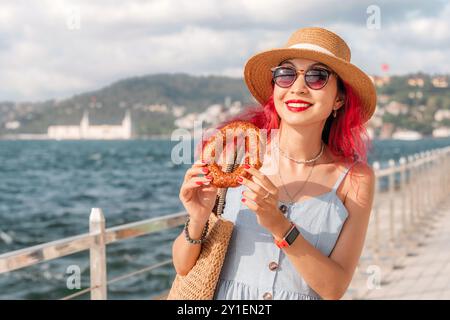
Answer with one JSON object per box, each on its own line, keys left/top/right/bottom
{"left": 0, "top": 0, "right": 448, "bottom": 101}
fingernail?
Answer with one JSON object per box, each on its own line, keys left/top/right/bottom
{"left": 201, "top": 159, "right": 207, "bottom": 164}
{"left": 243, "top": 164, "right": 251, "bottom": 169}
{"left": 196, "top": 181, "right": 203, "bottom": 185}
{"left": 202, "top": 167, "right": 209, "bottom": 173}
{"left": 241, "top": 198, "right": 246, "bottom": 202}
{"left": 206, "top": 175, "right": 213, "bottom": 180}
{"left": 237, "top": 176, "right": 243, "bottom": 183}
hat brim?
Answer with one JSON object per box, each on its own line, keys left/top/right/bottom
{"left": 244, "top": 48, "right": 377, "bottom": 123}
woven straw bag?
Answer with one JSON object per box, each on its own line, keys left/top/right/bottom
{"left": 167, "top": 161, "right": 237, "bottom": 300}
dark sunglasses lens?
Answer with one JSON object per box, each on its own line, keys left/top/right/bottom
{"left": 305, "top": 69, "right": 330, "bottom": 89}
{"left": 273, "top": 68, "right": 296, "bottom": 88}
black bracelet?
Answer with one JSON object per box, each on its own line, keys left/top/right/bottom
{"left": 184, "top": 217, "right": 209, "bottom": 244}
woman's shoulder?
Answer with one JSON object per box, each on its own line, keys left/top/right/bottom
{"left": 342, "top": 161, "right": 375, "bottom": 206}
{"left": 346, "top": 160, "right": 375, "bottom": 180}
{"left": 325, "top": 149, "right": 374, "bottom": 178}
{"left": 328, "top": 156, "right": 375, "bottom": 205}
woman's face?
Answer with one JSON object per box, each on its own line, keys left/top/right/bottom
{"left": 272, "top": 58, "right": 342, "bottom": 127}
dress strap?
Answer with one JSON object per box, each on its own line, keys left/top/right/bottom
{"left": 331, "top": 160, "right": 359, "bottom": 193}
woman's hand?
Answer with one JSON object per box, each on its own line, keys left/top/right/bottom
{"left": 179, "top": 160, "right": 218, "bottom": 225}
{"left": 238, "top": 165, "right": 291, "bottom": 238}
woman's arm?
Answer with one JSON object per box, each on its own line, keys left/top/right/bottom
{"left": 281, "top": 163, "right": 375, "bottom": 299}
{"left": 173, "top": 159, "right": 219, "bottom": 276}
{"left": 240, "top": 162, "right": 376, "bottom": 300}
{"left": 172, "top": 218, "right": 209, "bottom": 276}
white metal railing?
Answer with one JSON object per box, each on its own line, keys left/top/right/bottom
{"left": 0, "top": 210, "right": 187, "bottom": 299}
{"left": 1, "top": 145, "right": 450, "bottom": 300}
{"left": 348, "top": 146, "right": 450, "bottom": 298}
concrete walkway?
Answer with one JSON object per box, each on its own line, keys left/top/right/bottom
{"left": 346, "top": 199, "right": 450, "bottom": 300}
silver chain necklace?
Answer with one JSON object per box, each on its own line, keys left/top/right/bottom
{"left": 278, "top": 160, "right": 316, "bottom": 206}
{"left": 275, "top": 137, "right": 325, "bottom": 206}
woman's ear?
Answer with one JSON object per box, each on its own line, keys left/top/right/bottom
{"left": 334, "top": 94, "right": 345, "bottom": 110}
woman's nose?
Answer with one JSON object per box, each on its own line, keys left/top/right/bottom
{"left": 290, "top": 73, "right": 309, "bottom": 95}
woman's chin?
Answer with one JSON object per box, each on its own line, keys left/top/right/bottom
{"left": 280, "top": 114, "right": 312, "bottom": 124}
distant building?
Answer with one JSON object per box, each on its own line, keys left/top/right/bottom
{"left": 370, "top": 75, "right": 391, "bottom": 87}
{"left": 368, "top": 114, "right": 383, "bottom": 128}
{"left": 384, "top": 101, "right": 408, "bottom": 115}
{"left": 407, "top": 77, "right": 425, "bottom": 87}
{"left": 174, "top": 103, "right": 240, "bottom": 130}
{"left": 366, "top": 127, "right": 375, "bottom": 140}
{"left": 431, "top": 76, "right": 448, "bottom": 88}
{"left": 392, "top": 130, "right": 423, "bottom": 140}
{"left": 434, "top": 110, "right": 450, "bottom": 122}
{"left": 379, "top": 123, "right": 395, "bottom": 139}
{"left": 47, "top": 110, "right": 132, "bottom": 140}
{"left": 172, "top": 106, "right": 186, "bottom": 117}
{"left": 174, "top": 113, "right": 198, "bottom": 129}
{"left": 147, "top": 104, "right": 168, "bottom": 113}
{"left": 5, "top": 121, "right": 21, "bottom": 130}
{"left": 433, "top": 127, "right": 450, "bottom": 138}
{"left": 377, "top": 94, "right": 390, "bottom": 104}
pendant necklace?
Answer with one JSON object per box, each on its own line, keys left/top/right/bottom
{"left": 276, "top": 139, "right": 325, "bottom": 214}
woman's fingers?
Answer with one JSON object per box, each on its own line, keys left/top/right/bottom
{"left": 237, "top": 175, "right": 268, "bottom": 198}
{"left": 200, "top": 185, "right": 218, "bottom": 193}
{"left": 241, "top": 189, "right": 258, "bottom": 202}
{"left": 185, "top": 176, "right": 213, "bottom": 188}
{"left": 180, "top": 175, "right": 213, "bottom": 198}
{"left": 184, "top": 164, "right": 210, "bottom": 182}
{"left": 192, "top": 159, "right": 207, "bottom": 167}
{"left": 241, "top": 187, "right": 272, "bottom": 205}
{"left": 240, "top": 194, "right": 260, "bottom": 211}
{"left": 243, "top": 166, "right": 278, "bottom": 195}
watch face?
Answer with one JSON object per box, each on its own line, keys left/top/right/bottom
{"left": 285, "top": 226, "right": 300, "bottom": 245}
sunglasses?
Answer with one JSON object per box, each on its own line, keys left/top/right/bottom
{"left": 271, "top": 65, "right": 335, "bottom": 90}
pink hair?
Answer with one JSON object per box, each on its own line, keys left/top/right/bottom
{"left": 326, "top": 82, "right": 373, "bottom": 164}
{"left": 195, "top": 81, "right": 372, "bottom": 166}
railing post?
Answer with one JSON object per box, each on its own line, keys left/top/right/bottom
{"left": 418, "top": 152, "right": 425, "bottom": 222}
{"left": 371, "top": 161, "right": 381, "bottom": 267}
{"left": 429, "top": 150, "right": 435, "bottom": 206}
{"left": 413, "top": 153, "right": 421, "bottom": 227}
{"left": 446, "top": 148, "right": 450, "bottom": 197}
{"left": 425, "top": 151, "right": 431, "bottom": 212}
{"left": 405, "top": 155, "right": 416, "bottom": 256}
{"left": 90, "top": 208, "right": 107, "bottom": 300}
{"left": 446, "top": 148, "right": 450, "bottom": 196}
{"left": 399, "top": 157, "right": 407, "bottom": 238}
{"left": 438, "top": 149, "right": 445, "bottom": 203}
{"left": 407, "top": 155, "right": 414, "bottom": 232}
{"left": 388, "top": 159, "right": 397, "bottom": 266}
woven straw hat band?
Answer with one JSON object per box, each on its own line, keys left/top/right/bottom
{"left": 285, "top": 27, "right": 351, "bottom": 62}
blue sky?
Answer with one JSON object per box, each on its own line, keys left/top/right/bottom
{"left": 0, "top": 0, "right": 449, "bottom": 101}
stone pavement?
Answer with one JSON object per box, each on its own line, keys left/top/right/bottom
{"left": 344, "top": 198, "right": 450, "bottom": 300}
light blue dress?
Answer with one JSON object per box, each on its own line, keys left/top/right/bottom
{"left": 213, "top": 161, "right": 359, "bottom": 300}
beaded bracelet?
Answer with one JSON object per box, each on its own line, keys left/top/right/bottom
{"left": 184, "top": 217, "right": 209, "bottom": 244}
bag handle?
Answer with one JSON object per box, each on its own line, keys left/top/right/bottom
{"left": 212, "top": 144, "right": 244, "bottom": 217}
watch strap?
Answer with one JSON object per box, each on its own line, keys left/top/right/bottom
{"left": 274, "top": 222, "right": 300, "bottom": 248}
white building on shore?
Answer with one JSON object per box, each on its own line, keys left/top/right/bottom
{"left": 47, "top": 110, "right": 132, "bottom": 140}
{"left": 392, "top": 130, "right": 423, "bottom": 140}
{"left": 433, "top": 127, "right": 450, "bottom": 138}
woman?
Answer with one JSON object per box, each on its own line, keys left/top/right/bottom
{"left": 172, "top": 27, "right": 376, "bottom": 300}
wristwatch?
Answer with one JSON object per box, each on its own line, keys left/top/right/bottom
{"left": 274, "top": 222, "right": 300, "bottom": 248}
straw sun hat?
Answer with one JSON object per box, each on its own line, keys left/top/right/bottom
{"left": 244, "top": 27, "right": 377, "bottom": 123}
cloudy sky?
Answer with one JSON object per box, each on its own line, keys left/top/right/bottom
{"left": 0, "top": 0, "right": 449, "bottom": 101}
